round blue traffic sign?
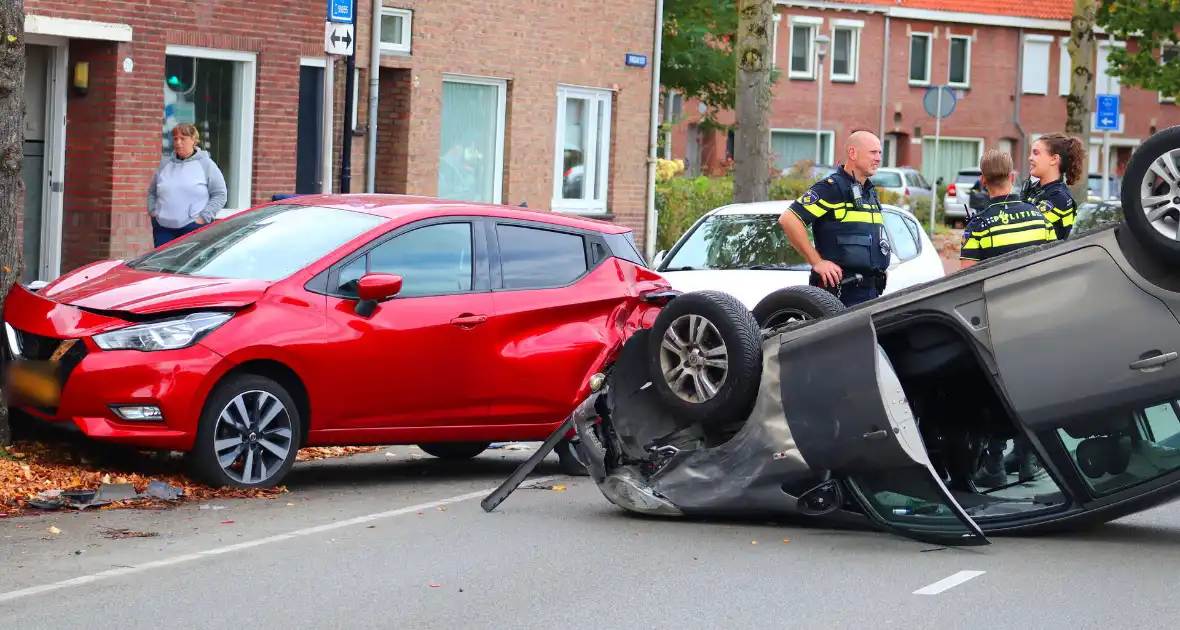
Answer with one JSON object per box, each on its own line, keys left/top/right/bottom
{"left": 923, "top": 86, "right": 957, "bottom": 119}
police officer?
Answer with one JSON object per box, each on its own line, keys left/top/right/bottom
{"left": 1021, "top": 132, "right": 1086, "bottom": 241}
{"left": 960, "top": 149, "right": 1056, "bottom": 486}
{"left": 778, "top": 130, "right": 890, "bottom": 307}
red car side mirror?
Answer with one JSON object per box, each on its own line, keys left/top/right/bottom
{"left": 358, "top": 273, "right": 403, "bottom": 301}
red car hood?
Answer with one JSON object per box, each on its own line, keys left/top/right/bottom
{"left": 39, "top": 260, "right": 272, "bottom": 315}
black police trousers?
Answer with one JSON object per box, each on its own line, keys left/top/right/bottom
{"left": 808, "top": 268, "right": 887, "bottom": 308}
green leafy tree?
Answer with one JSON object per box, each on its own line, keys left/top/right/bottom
{"left": 661, "top": 0, "right": 740, "bottom": 131}
{"left": 1096, "top": 0, "right": 1180, "bottom": 99}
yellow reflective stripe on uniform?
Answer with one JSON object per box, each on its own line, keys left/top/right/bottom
{"left": 831, "top": 208, "right": 883, "bottom": 223}
{"left": 1062, "top": 213, "right": 1075, "bottom": 226}
{"left": 976, "top": 229, "right": 1054, "bottom": 248}
{"left": 971, "top": 219, "right": 1050, "bottom": 237}
{"left": 799, "top": 203, "right": 825, "bottom": 217}
{"left": 818, "top": 199, "right": 847, "bottom": 209}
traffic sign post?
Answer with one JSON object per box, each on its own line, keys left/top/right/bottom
{"left": 327, "top": 0, "right": 354, "bottom": 23}
{"left": 1096, "top": 94, "right": 1120, "bottom": 201}
{"left": 324, "top": 22, "right": 355, "bottom": 56}
{"left": 922, "top": 85, "right": 957, "bottom": 237}
{"left": 324, "top": 0, "right": 357, "bottom": 193}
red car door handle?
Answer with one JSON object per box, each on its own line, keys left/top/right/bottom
{"left": 450, "top": 314, "right": 488, "bottom": 327}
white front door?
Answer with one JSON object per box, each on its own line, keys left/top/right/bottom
{"left": 21, "top": 39, "right": 66, "bottom": 283}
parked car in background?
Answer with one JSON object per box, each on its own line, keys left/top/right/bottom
{"left": 1087, "top": 172, "right": 1122, "bottom": 202}
{"left": 1, "top": 195, "right": 673, "bottom": 489}
{"left": 870, "top": 167, "right": 934, "bottom": 211}
{"left": 649, "top": 201, "right": 945, "bottom": 328}
{"left": 942, "top": 168, "right": 1024, "bottom": 227}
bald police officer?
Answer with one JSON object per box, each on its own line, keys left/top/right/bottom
{"left": 779, "top": 131, "right": 890, "bottom": 307}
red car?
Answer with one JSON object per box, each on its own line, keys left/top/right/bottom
{"left": 1, "top": 195, "right": 671, "bottom": 488}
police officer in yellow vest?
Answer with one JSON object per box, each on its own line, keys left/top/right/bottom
{"left": 961, "top": 149, "right": 1056, "bottom": 486}
{"left": 779, "top": 130, "right": 890, "bottom": 307}
{"left": 1021, "top": 132, "right": 1086, "bottom": 241}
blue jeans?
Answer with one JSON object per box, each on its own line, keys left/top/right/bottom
{"left": 151, "top": 217, "right": 204, "bottom": 247}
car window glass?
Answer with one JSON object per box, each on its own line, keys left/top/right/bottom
{"left": 871, "top": 172, "right": 903, "bottom": 188}
{"left": 905, "top": 173, "right": 923, "bottom": 187}
{"left": 661, "top": 213, "right": 809, "bottom": 271}
{"left": 127, "top": 204, "right": 386, "bottom": 281}
{"left": 902, "top": 214, "right": 922, "bottom": 247}
{"left": 336, "top": 255, "right": 367, "bottom": 296}
{"left": 1056, "top": 399, "right": 1180, "bottom": 497}
{"left": 497, "top": 224, "right": 588, "bottom": 289}
{"left": 882, "top": 212, "right": 919, "bottom": 260}
{"left": 362, "top": 222, "right": 473, "bottom": 297}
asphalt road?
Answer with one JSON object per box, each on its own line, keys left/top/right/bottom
{"left": 3, "top": 445, "right": 1180, "bottom": 629}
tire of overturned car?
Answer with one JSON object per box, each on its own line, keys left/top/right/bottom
{"left": 751, "top": 285, "right": 846, "bottom": 329}
{"left": 646, "top": 290, "right": 763, "bottom": 426}
{"left": 1121, "top": 124, "right": 1180, "bottom": 265}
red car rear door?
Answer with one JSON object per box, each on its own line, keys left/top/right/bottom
{"left": 484, "top": 218, "right": 632, "bottom": 430}
{"left": 320, "top": 216, "right": 495, "bottom": 430}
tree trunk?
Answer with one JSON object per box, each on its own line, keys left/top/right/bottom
{"left": 732, "top": 0, "right": 773, "bottom": 204}
{"left": 1065, "top": 0, "right": 1096, "bottom": 204}
{"left": 0, "top": 0, "right": 25, "bottom": 446}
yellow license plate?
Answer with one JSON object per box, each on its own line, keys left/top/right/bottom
{"left": 4, "top": 360, "right": 62, "bottom": 407}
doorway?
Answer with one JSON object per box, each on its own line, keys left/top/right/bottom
{"left": 296, "top": 60, "right": 325, "bottom": 195}
{"left": 20, "top": 40, "right": 66, "bottom": 284}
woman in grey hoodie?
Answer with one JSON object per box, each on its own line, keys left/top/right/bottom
{"left": 147, "top": 123, "right": 228, "bottom": 247}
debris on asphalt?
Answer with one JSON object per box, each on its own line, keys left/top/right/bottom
{"left": 429, "top": 583, "right": 441, "bottom": 588}
{"left": 100, "top": 527, "right": 158, "bottom": 540}
{"left": 220, "top": 520, "right": 235, "bottom": 525}
{"left": 296, "top": 446, "right": 383, "bottom": 461}
{"left": 46, "top": 526, "right": 61, "bottom": 534}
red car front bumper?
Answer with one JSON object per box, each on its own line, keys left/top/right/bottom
{"left": 3, "top": 284, "right": 234, "bottom": 451}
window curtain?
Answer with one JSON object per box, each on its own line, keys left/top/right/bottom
{"left": 438, "top": 81, "right": 500, "bottom": 203}
{"left": 921, "top": 139, "right": 980, "bottom": 187}
{"left": 772, "top": 131, "right": 830, "bottom": 171}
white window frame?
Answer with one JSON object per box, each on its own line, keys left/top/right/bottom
{"left": 379, "top": 7, "right": 412, "bottom": 55}
{"left": 552, "top": 84, "right": 613, "bottom": 215}
{"left": 1161, "top": 44, "right": 1178, "bottom": 104}
{"left": 1096, "top": 39, "right": 1126, "bottom": 97}
{"left": 947, "top": 33, "right": 971, "bottom": 88}
{"left": 440, "top": 73, "right": 507, "bottom": 205}
{"left": 1021, "top": 34, "right": 1053, "bottom": 95}
{"left": 908, "top": 32, "right": 932, "bottom": 86}
{"left": 351, "top": 67, "right": 360, "bottom": 132}
{"left": 165, "top": 45, "right": 257, "bottom": 212}
{"left": 788, "top": 16, "right": 823, "bottom": 80}
{"left": 770, "top": 128, "right": 836, "bottom": 167}
{"left": 771, "top": 14, "right": 782, "bottom": 70}
{"left": 829, "top": 19, "right": 863, "bottom": 83}
{"left": 1058, "top": 36, "right": 1071, "bottom": 96}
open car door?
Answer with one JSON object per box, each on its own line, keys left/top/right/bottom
{"left": 777, "top": 314, "right": 989, "bottom": 546}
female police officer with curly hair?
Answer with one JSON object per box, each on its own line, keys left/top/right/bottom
{"left": 1023, "top": 132, "right": 1087, "bottom": 241}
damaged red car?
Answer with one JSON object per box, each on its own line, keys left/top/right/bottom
{"left": 1, "top": 195, "right": 671, "bottom": 489}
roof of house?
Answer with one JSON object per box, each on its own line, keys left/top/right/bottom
{"left": 786, "top": 0, "right": 1073, "bottom": 22}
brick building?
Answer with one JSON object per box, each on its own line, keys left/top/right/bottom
{"left": 667, "top": 0, "right": 1180, "bottom": 188}
{"left": 18, "top": 1, "right": 659, "bottom": 286}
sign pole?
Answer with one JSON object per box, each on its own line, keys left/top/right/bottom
{"left": 325, "top": 0, "right": 357, "bottom": 193}
{"left": 1101, "top": 131, "right": 1110, "bottom": 201}
{"left": 930, "top": 88, "right": 942, "bottom": 238}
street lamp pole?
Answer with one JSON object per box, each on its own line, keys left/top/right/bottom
{"left": 815, "top": 34, "right": 830, "bottom": 166}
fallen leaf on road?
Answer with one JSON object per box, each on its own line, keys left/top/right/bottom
{"left": 783, "top": 539, "right": 790, "bottom": 543}
{"left": 549, "top": 485, "right": 567, "bottom": 491}
{"left": 366, "top": 525, "right": 375, "bottom": 529}
{"left": 286, "top": 503, "right": 295, "bottom": 507}
{"left": 46, "top": 526, "right": 61, "bottom": 534}
{"left": 751, "top": 541, "right": 757, "bottom": 545}
{"left": 429, "top": 583, "right": 441, "bottom": 588}
{"left": 220, "top": 520, "right": 235, "bottom": 525}
{"left": 295, "top": 446, "right": 382, "bottom": 462}
{"left": 101, "top": 527, "right": 158, "bottom": 539}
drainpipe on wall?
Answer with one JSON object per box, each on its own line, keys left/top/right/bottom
{"left": 365, "top": 0, "right": 381, "bottom": 193}
{"left": 878, "top": 15, "right": 890, "bottom": 146}
{"left": 644, "top": 0, "right": 666, "bottom": 261}
{"left": 1014, "top": 27, "right": 1028, "bottom": 180}
{"left": 322, "top": 57, "right": 335, "bottom": 194}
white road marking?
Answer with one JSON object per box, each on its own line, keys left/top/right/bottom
{"left": 912, "top": 570, "right": 987, "bottom": 595}
{"left": 0, "top": 475, "right": 561, "bottom": 604}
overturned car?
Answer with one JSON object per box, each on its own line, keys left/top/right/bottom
{"left": 487, "top": 125, "right": 1180, "bottom": 547}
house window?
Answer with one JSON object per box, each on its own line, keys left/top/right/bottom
{"left": 1096, "top": 40, "right": 1123, "bottom": 96}
{"left": 1021, "top": 34, "right": 1052, "bottom": 95}
{"left": 788, "top": 16, "right": 823, "bottom": 79}
{"left": 921, "top": 137, "right": 983, "bottom": 188}
{"left": 948, "top": 35, "right": 971, "bottom": 87}
{"left": 909, "top": 33, "right": 931, "bottom": 84}
{"left": 553, "top": 85, "right": 613, "bottom": 214}
{"left": 438, "top": 75, "right": 507, "bottom": 204}
{"left": 163, "top": 46, "right": 257, "bottom": 213}
{"left": 1059, "top": 37, "right": 1072, "bottom": 96}
{"left": 830, "top": 21, "right": 862, "bottom": 82}
{"left": 380, "top": 8, "right": 412, "bottom": 54}
{"left": 1162, "top": 46, "right": 1178, "bottom": 103}
{"left": 771, "top": 14, "right": 782, "bottom": 69}
{"left": 771, "top": 129, "right": 834, "bottom": 171}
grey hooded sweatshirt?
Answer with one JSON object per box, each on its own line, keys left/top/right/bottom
{"left": 147, "top": 148, "right": 228, "bottom": 229}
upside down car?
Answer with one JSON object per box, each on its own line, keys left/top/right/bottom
{"left": 491, "top": 125, "right": 1180, "bottom": 546}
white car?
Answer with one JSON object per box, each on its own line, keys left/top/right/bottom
{"left": 651, "top": 200, "right": 946, "bottom": 327}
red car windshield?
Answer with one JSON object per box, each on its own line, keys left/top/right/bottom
{"left": 127, "top": 203, "right": 388, "bottom": 281}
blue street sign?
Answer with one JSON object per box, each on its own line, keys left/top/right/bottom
{"left": 1096, "top": 94, "right": 1120, "bottom": 131}
{"left": 625, "top": 53, "right": 648, "bottom": 68}
{"left": 922, "top": 85, "right": 957, "bottom": 119}
{"left": 328, "top": 0, "right": 354, "bottom": 23}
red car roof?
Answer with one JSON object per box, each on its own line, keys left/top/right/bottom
{"left": 285, "top": 193, "right": 633, "bottom": 235}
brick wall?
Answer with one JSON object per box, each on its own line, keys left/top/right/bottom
{"left": 670, "top": 7, "right": 1180, "bottom": 177}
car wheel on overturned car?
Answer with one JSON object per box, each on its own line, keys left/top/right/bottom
{"left": 188, "top": 373, "right": 302, "bottom": 490}
{"left": 751, "top": 285, "right": 846, "bottom": 329}
{"left": 646, "top": 290, "right": 763, "bottom": 425}
{"left": 1121, "top": 124, "right": 1180, "bottom": 265}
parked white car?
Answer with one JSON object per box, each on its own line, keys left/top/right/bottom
{"left": 870, "top": 167, "right": 934, "bottom": 210}
{"left": 651, "top": 200, "right": 946, "bottom": 327}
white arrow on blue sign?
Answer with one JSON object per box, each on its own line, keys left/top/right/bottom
{"left": 1096, "top": 94, "right": 1120, "bottom": 131}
